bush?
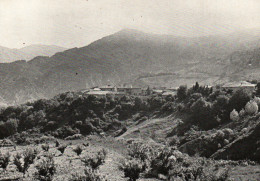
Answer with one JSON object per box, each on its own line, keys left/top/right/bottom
{"left": 253, "top": 97, "right": 260, "bottom": 106}
{"left": 119, "top": 159, "right": 144, "bottom": 181}
{"left": 54, "top": 126, "right": 80, "bottom": 139}
{"left": 14, "top": 148, "right": 38, "bottom": 176}
{"left": 161, "top": 102, "right": 175, "bottom": 113}
{"left": 13, "top": 153, "right": 24, "bottom": 174}
{"left": 0, "top": 152, "right": 10, "bottom": 171}
{"left": 55, "top": 140, "right": 60, "bottom": 147}
{"left": 150, "top": 147, "right": 176, "bottom": 176}
{"left": 57, "top": 144, "right": 67, "bottom": 155}
{"left": 70, "top": 168, "right": 104, "bottom": 181}
{"left": 73, "top": 145, "right": 83, "bottom": 156}
{"left": 42, "top": 144, "right": 50, "bottom": 152}
{"left": 245, "top": 100, "right": 258, "bottom": 115}
{"left": 128, "top": 142, "right": 152, "bottom": 162}
{"left": 230, "top": 109, "right": 239, "bottom": 121}
{"left": 35, "top": 154, "right": 56, "bottom": 181}
{"left": 65, "top": 134, "right": 83, "bottom": 140}
{"left": 239, "top": 108, "right": 246, "bottom": 117}
{"left": 81, "top": 149, "right": 107, "bottom": 170}
{"left": 222, "top": 128, "right": 234, "bottom": 140}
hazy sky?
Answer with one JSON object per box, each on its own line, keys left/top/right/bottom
{"left": 0, "top": 0, "right": 259, "bottom": 48}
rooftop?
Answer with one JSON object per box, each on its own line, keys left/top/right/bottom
{"left": 222, "top": 81, "right": 256, "bottom": 88}
{"left": 99, "top": 85, "right": 116, "bottom": 89}
{"left": 87, "top": 91, "right": 112, "bottom": 95}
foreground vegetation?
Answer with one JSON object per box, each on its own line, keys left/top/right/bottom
{"left": 0, "top": 81, "right": 260, "bottom": 180}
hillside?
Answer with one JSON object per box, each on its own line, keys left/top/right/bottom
{"left": 0, "top": 29, "right": 260, "bottom": 105}
{"left": 0, "top": 84, "right": 260, "bottom": 180}
{"left": 0, "top": 44, "right": 66, "bottom": 63}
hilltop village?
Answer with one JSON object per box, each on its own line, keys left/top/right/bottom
{"left": 82, "top": 80, "right": 257, "bottom": 99}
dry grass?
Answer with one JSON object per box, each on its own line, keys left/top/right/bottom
{"left": 0, "top": 135, "right": 259, "bottom": 181}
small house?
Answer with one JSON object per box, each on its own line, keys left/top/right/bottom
{"left": 221, "top": 81, "right": 256, "bottom": 92}
{"left": 99, "top": 85, "right": 117, "bottom": 92}
{"left": 162, "top": 91, "right": 177, "bottom": 98}
{"left": 117, "top": 85, "right": 142, "bottom": 95}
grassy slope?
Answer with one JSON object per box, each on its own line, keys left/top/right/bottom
{"left": 0, "top": 134, "right": 260, "bottom": 180}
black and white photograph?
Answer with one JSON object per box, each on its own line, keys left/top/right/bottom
{"left": 0, "top": 0, "right": 260, "bottom": 180}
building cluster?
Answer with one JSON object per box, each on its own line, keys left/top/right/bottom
{"left": 81, "top": 81, "right": 257, "bottom": 99}
{"left": 214, "top": 81, "right": 256, "bottom": 92}
{"left": 82, "top": 84, "right": 178, "bottom": 98}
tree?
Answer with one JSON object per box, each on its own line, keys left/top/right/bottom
{"left": 245, "top": 100, "right": 258, "bottom": 115}
{"left": 212, "top": 95, "right": 230, "bottom": 122}
{"left": 190, "top": 98, "right": 216, "bottom": 129}
{"left": 230, "top": 109, "right": 239, "bottom": 121}
{"left": 193, "top": 82, "right": 199, "bottom": 91}
{"left": 229, "top": 89, "right": 251, "bottom": 112}
{"left": 0, "top": 118, "right": 18, "bottom": 138}
{"left": 256, "top": 82, "right": 260, "bottom": 96}
{"left": 177, "top": 85, "right": 187, "bottom": 100}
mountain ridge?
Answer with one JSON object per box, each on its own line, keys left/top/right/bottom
{"left": 0, "top": 44, "right": 67, "bottom": 63}
{"left": 0, "top": 29, "right": 260, "bottom": 105}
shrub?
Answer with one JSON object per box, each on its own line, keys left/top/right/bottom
{"left": 150, "top": 147, "right": 176, "bottom": 176}
{"left": 75, "top": 121, "right": 83, "bottom": 128}
{"left": 13, "top": 153, "right": 24, "bottom": 174}
{"left": 14, "top": 148, "right": 38, "bottom": 176}
{"left": 119, "top": 159, "right": 144, "bottom": 181}
{"left": 201, "top": 166, "right": 231, "bottom": 181}
{"left": 35, "top": 154, "right": 56, "bottom": 181}
{"left": 245, "top": 100, "right": 258, "bottom": 115}
{"left": 239, "top": 108, "right": 246, "bottom": 117}
{"left": 42, "top": 144, "right": 50, "bottom": 152}
{"left": 177, "top": 103, "right": 185, "bottom": 112}
{"left": 215, "top": 130, "right": 225, "bottom": 140}
{"left": 222, "top": 128, "right": 234, "bottom": 140}
{"left": 65, "top": 134, "right": 83, "bottom": 140}
{"left": 128, "top": 142, "right": 152, "bottom": 162}
{"left": 57, "top": 144, "right": 67, "bottom": 155}
{"left": 0, "top": 152, "right": 10, "bottom": 171}
{"left": 169, "top": 136, "right": 180, "bottom": 146}
{"left": 253, "top": 97, "right": 260, "bottom": 106}
{"left": 230, "top": 109, "right": 239, "bottom": 121}
{"left": 161, "top": 102, "right": 175, "bottom": 113}
{"left": 55, "top": 140, "right": 60, "bottom": 147}
{"left": 54, "top": 126, "right": 80, "bottom": 139}
{"left": 70, "top": 168, "right": 104, "bottom": 181}
{"left": 224, "top": 139, "right": 229, "bottom": 145}
{"left": 23, "top": 147, "right": 38, "bottom": 165}
{"left": 81, "top": 149, "right": 107, "bottom": 170}
{"left": 73, "top": 145, "right": 83, "bottom": 156}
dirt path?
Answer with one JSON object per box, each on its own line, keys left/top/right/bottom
{"left": 117, "top": 115, "right": 178, "bottom": 141}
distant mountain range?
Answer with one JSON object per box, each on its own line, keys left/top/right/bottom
{"left": 0, "top": 44, "right": 67, "bottom": 63}
{"left": 0, "top": 29, "right": 259, "bottom": 105}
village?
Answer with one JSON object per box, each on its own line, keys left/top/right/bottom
{"left": 82, "top": 80, "right": 257, "bottom": 99}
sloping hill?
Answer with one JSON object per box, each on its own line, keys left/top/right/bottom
{"left": 0, "top": 29, "right": 260, "bottom": 105}
{"left": 0, "top": 45, "right": 66, "bottom": 63}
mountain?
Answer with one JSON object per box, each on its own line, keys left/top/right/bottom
{"left": 0, "top": 44, "right": 67, "bottom": 63}
{"left": 0, "top": 29, "right": 260, "bottom": 105}
{"left": 0, "top": 46, "right": 28, "bottom": 63}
